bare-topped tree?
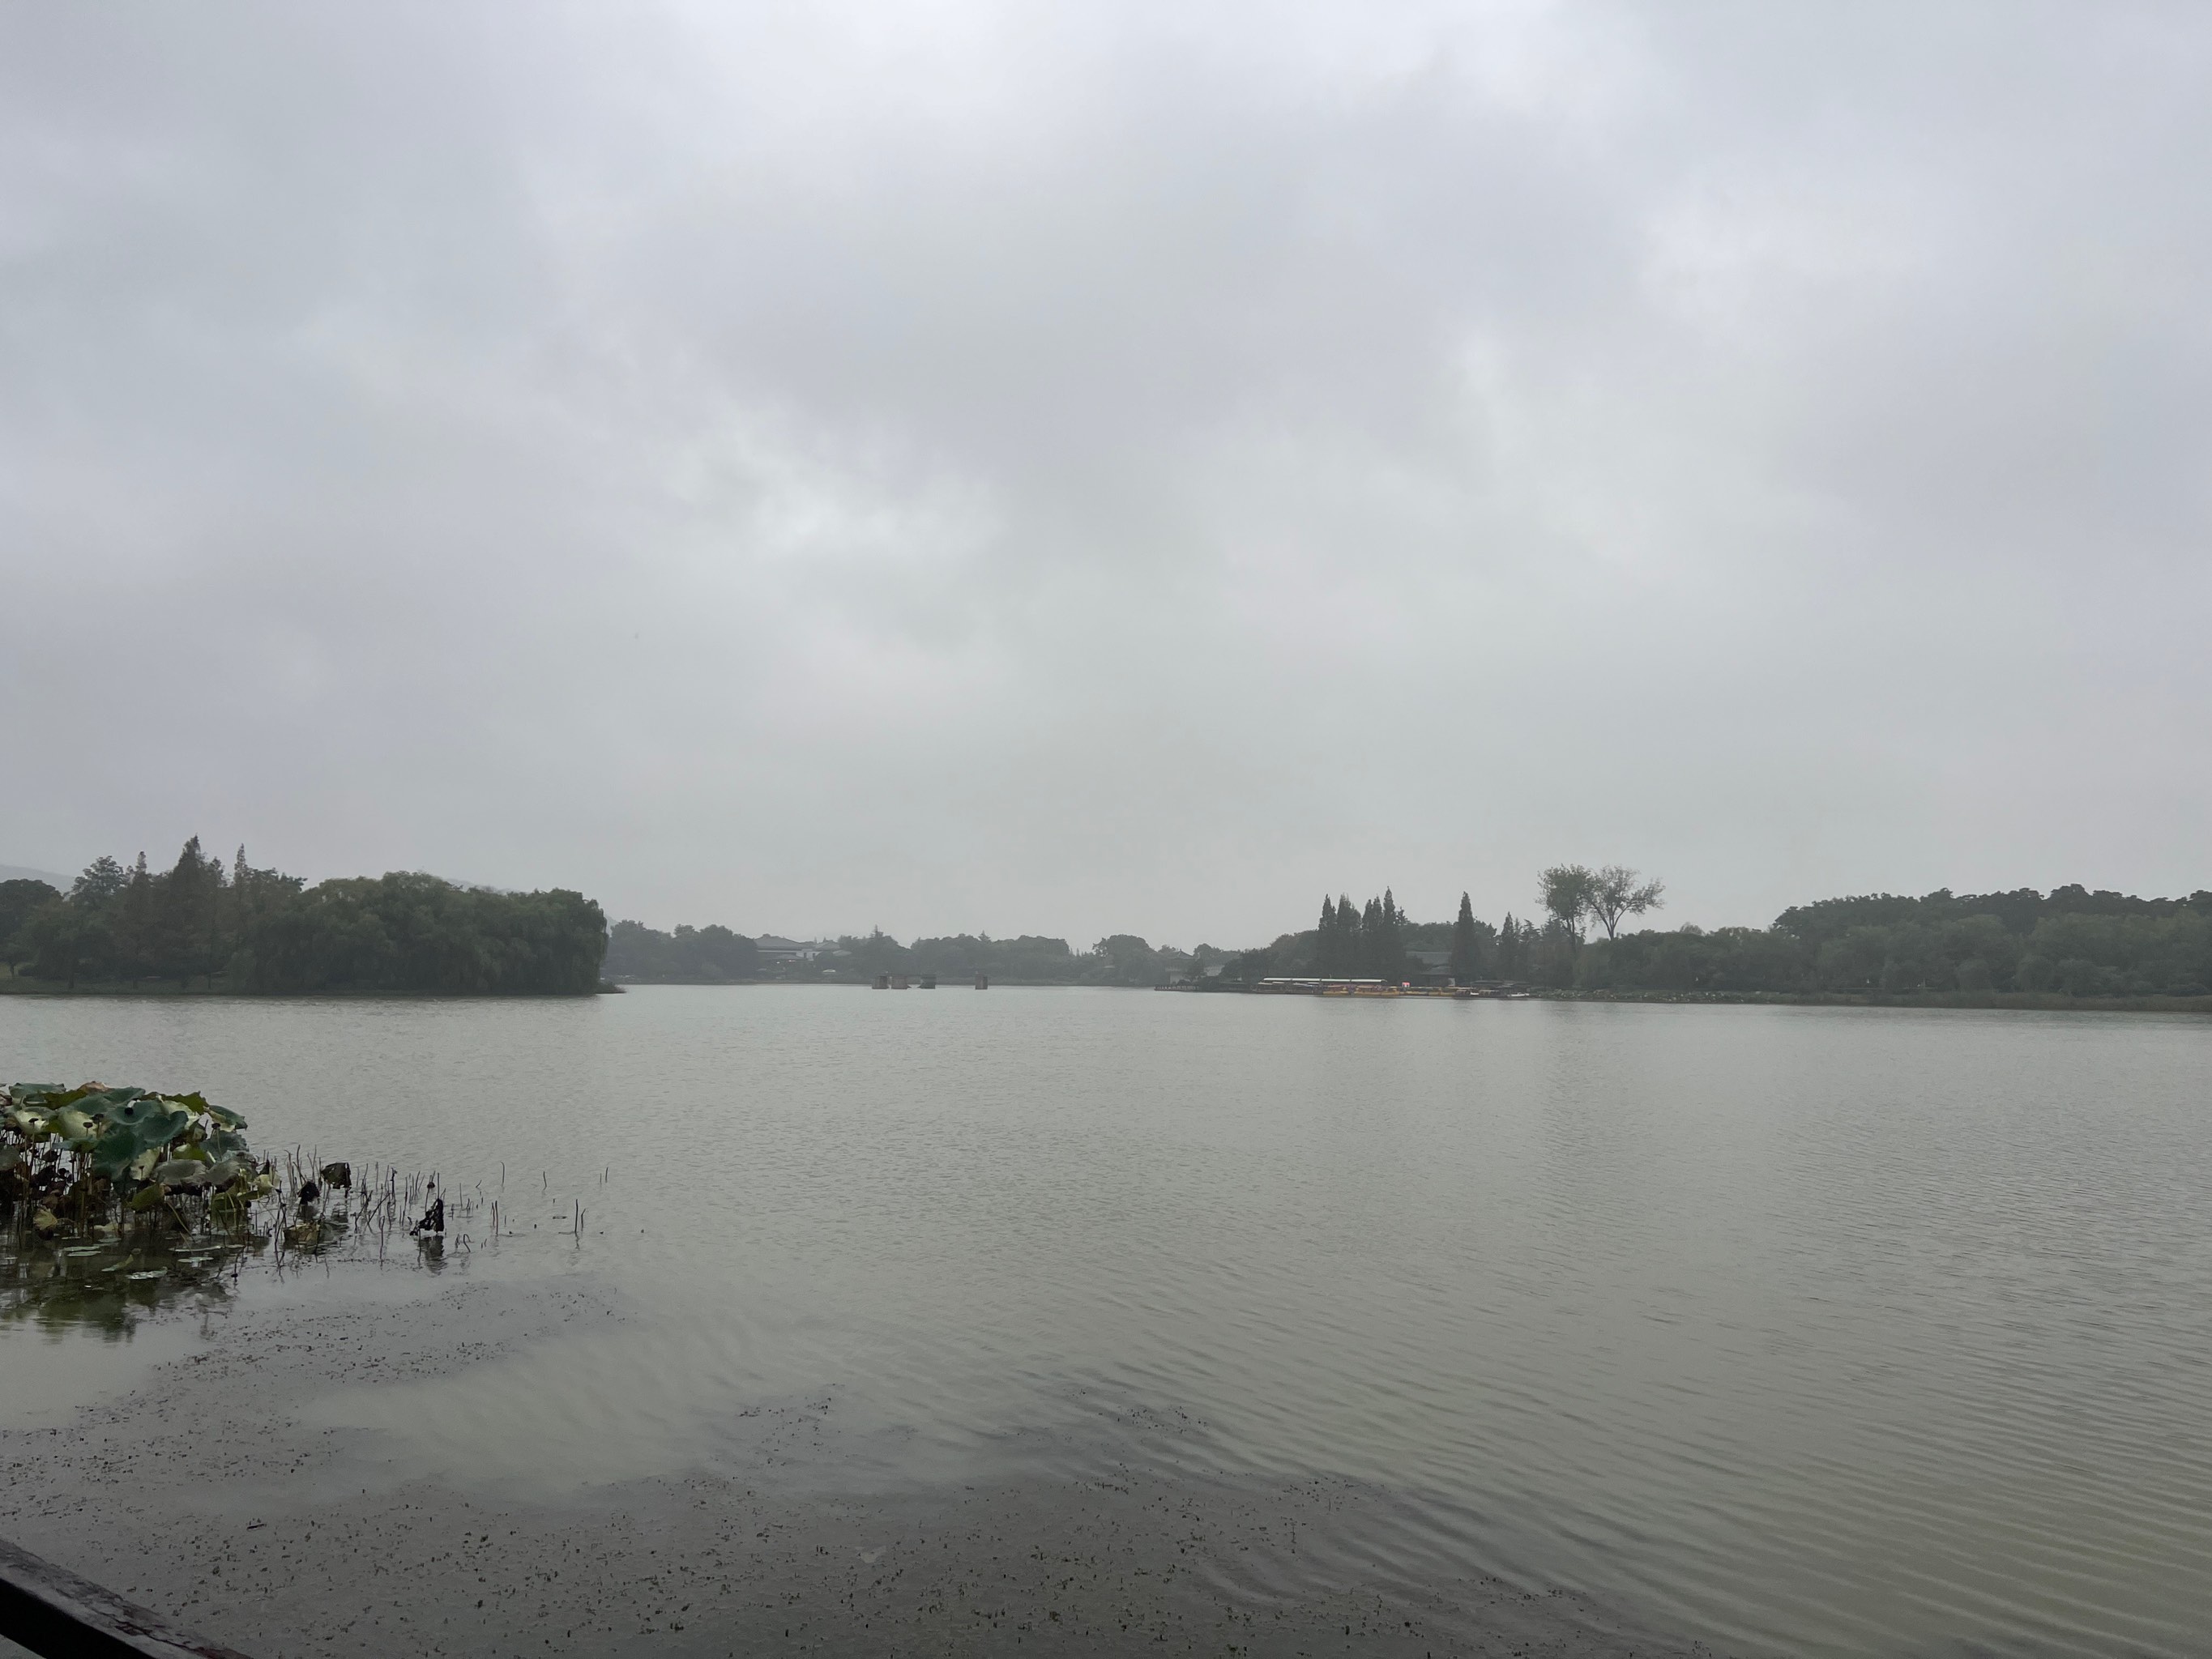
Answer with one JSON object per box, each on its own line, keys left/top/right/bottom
{"left": 1541, "top": 864, "right": 1665, "bottom": 941}
{"left": 1586, "top": 865, "right": 1665, "bottom": 939}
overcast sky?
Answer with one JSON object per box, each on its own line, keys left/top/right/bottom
{"left": 3, "top": 2, "right": 2207, "bottom": 946}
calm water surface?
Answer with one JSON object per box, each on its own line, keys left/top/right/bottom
{"left": 4, "top": 988, "right": 2209, "bottom": 1657}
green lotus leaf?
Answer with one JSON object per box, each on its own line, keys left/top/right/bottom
{"left": 139, "top": 1106, "right": 191, "bottom": 1145}
{"left": 128, "top": 1184, "right": 169, "bottom": 1212}
{"left": 96, "top": 1093, "right": 167, "bottom": 1128}
{"left": 88, "top": 1107, "right": 194, "bottom": 1179}
{"left": 152, "top": 1158, "right": 207, "bottom": 1186}
{"left": 166, "top": 1091, "right": 246, "bottom": 1129}
{"left": 77, "top": 1087, "right": 147, "bottom": 1115}
{"left": 89, "top": 1124, "right": 143, "bottom": 1179}
{"left": 203, "top": 1127, "right": 249, "bottom": 1158}
{"left": 0, "top": 1147, "right": 21, "bottom": 1171}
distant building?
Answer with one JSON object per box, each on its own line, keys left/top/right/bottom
{"left": 756, "top": 935, "right": 831, "bottom": 964}
{"left": 1407, "top": 949, "right": 1456, "bottom": 987}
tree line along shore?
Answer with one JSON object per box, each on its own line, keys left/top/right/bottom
{"left": 609, "top": 864, "right": 2212, "bottom": 1006}
{"left": 6, "top": 844, "right": 2208, "bottom": 1006}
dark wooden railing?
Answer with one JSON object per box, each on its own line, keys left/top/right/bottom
{"left": 0, "top": 1536, "right": 252, "bottom": 1658}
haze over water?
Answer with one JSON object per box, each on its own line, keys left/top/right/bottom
{"left": 5, "top": 989, "right": 2209, "bottom": 1657}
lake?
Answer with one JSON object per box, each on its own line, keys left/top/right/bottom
{"left": 3, "top": 988, "right": 2209, "bottom": 1657}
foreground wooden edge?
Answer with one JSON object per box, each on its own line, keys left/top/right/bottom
{"left": 0, "top": 1536, "right": 254, "bottom": 1659}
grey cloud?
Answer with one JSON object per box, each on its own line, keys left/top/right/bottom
{"left": 2, "top": 2, "right": 2207, "bottom": 944}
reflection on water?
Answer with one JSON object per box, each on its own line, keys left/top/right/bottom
{"left": 2, "top": 1157, "right": 470, "bottom": 1333}
{"left": 2, "top": 1228, "right": 262, "bottom": 1336}
{"left": 3, "top": 989, "right": 2210, "bottom": 1658}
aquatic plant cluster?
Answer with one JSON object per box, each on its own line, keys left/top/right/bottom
{"left": 1, "top": 1081, "right": 291, "bottom": 1332}
{"left": 1, "top": 1080, "right": 512, "bottom": 1333}
{"left": 2, "top": 1081, "right": 273, "bottom": 1239}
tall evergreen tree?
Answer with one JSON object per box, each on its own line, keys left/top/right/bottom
{"left": 230, "top": 845, "right": 253, "bottom": 957}
{"left": 1325, "top": 893, "right": 1357, "bottom": 976}
{"left": 1450, "top": 892, "right": 1480, "bottom": 983}
{"left": 1317, "top": 895, "right": 1339, "bottom": 975}
{"left": 118, "top": 852, "right": 156, "bottom": 981}
{"left": 155, "top": 838, "right": 223, "bottom": 987}
{"left": 1373, "top": 889, "right": 1407, "bottom": 983}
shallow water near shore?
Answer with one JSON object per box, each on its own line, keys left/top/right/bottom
{"left": 4, "top": 987, "right": 2210, "bottom": 1657}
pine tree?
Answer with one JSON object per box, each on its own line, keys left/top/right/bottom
{"left": 1450, "top": 892, "right": 1480, "bottom": 983}
{"left": 1374, "top": 889, "right": 1407, "bottom": 983}
{"left": 1317, "top": 895, "right": 1339, "bottom": 975}
{"left": 229, "top": 845, "right": 252, "bottom": 964}
{"left": 156, "top": 839, "right": 213, "bottom": 986}
{"left": 120, "top": 851, "right": 156, "bottom": 981}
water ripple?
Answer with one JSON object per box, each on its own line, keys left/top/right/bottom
{"left": 4, "top": 991, "right": 2209, "bottom": 1657}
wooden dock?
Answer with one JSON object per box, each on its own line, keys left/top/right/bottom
{"left": 0, "top": 1533, "right": 254, "bottom": 1658}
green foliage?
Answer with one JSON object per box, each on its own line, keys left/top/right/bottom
{"left": 234, "top": 873, "right": 606, "bottom": 994}
{"left": 605, "top": 919, "right": 760, "bottom": 982}
{"left": 1089, "top": 934, "right": 1164, "bottom": 986}
{"left": 1539, "top": 865, "right": 1596, "bottom": 939}
{"left": 1314, "top": 894, "right": 1360, "bottom": 975}
{"left": 605, "top": 921, "right": 1172, "bottom": 985}
{"left": 1365, "top": 891, "right": 1407, "bottom": 981}
{"left": 1311, "top": 889, "right": 1409, "bottom": 979}
{"left": 1586, "top": 866, "right": 1664, "bottom": 939}
{"left": 1450, "top": 893, "right": 1481, "bottom": 983}
{"left": 0, "top": 878, "right": 59, "bottom": 975}
{"left": 1527, "top": 919, "right": 1580, "bottom": 987}
{"left": 2, "top": 1081, "right": 271, "bottom": 1228}
{"left": 1225, "top": 936, "right": 1298, "bottom": 982}
{"left": 1575, "top": 886, "right": 2212, "bottom": 997}
{"left": 804, "top": 930, "right": 1170, "bottom": 985}
{"left": 15, "top": 842, "right": 604, "bottom": 995}
{"left": 3, "top": 1081, "right": 288, "bottom": 1333}
{"left": 907, "top": 934, "right": 1084, "bottom": 982}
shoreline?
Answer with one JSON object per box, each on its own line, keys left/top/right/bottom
{"left": 0, "top": 980, "right": 610, "bottom": 1000}
{"left": 11, "top": 975, "right": 2205, "bottom": 1015}
{"left": 1532, "top": 987, "right": 2212, "bottom": 1014}
{"left": 1, "top": 1273, "right": 1715, "bottom": 1658}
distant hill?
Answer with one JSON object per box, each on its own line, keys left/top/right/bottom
{"left": 0, "top": 864, "right": 69, "bottom": 889}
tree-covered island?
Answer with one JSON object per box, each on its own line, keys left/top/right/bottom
{"left": 0, "top": 840, "right": 606, "bottom": 995}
